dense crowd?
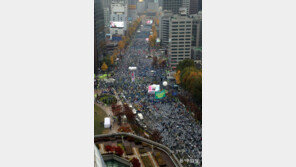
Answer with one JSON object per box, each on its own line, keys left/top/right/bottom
{"left": 97, "top": 26, "right": 202, "bottom": 167}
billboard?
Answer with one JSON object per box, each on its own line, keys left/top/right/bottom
{"left": 148, "top": 84, "right": 160, "bottom": 94}
{"left": 112, "top": 36, "right": 122, "bottom": 41}
{"left": 155, "top": 90, "right": 166, "bottom": 99}
{"left": 146, "top": 20, "right": 153, "bottom": 25}
{"left": 110, "top": 21, "right": 124, "bottom": 28}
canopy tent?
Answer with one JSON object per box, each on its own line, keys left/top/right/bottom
{"left": 137, "top": 113, "right": 143, "bottom": 120}
{"left": 132, "top": 109, "right": 137, "bottom": 114}
{"left": 104, "top": 117, "right": 111, "bottom": 128}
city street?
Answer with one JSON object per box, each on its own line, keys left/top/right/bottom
{"left": 97, "top": 21, "right": 202, "bottom": 167}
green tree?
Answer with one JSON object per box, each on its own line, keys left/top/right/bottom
{"left": 176, "top": 59, "right": 195, "bottom": 72}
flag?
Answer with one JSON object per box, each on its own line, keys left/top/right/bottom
{"left": 155, "top": 90, "right": 166, "bottom": 99}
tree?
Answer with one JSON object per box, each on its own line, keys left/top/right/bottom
{"left": 152, "top": 56, "right": 158, "bottom": 67}
{"left": 110, "top": 56, "right": 114, "bottom": 65}
{"left": 118, "top": 40, "right": 125, "bottom": 51}
{"left": 150, "top": 130, "right": 162, "bottom": 142}
{"left": 123, "top": 104, "right": 135, "bottom": 123}
{"left": 175, "top": 70, "right": 181, "bottom": 84}
{"left": 176, "top": 59, "right": 195, "bottom": 72}
{"left": 101, "top": 62, "right": 108, "bottom": 72}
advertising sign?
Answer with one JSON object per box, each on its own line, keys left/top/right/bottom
{"left": 155, "top": 90, "right": 166, "bottom": 99}
{"left": 110, "top": 21, "right": 124, "bottom": 28}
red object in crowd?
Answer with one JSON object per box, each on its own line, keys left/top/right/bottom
{"left": 130, "top": 158, "right": 141, "bottom": 167}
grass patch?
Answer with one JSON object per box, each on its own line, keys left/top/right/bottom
{"left": 94, "top": 104, "right": 107, "bottom": 135}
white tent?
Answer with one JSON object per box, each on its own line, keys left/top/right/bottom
{"left": 104, "top": 117, "right": 111, "bottom": 128}
{"left": 132, "top": 109, "right": 137, "bottom": 114}
{"left": 137, "top": 113, "right": 143, "bottom": 120}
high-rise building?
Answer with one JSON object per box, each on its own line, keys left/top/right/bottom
{"left": 159, "top": 10, "right": 173, "bottom": 46}
{"left": 182, "top": 0, "right": 190, "bottom": 15}
{"left": 94, "top": 0, "right": 105, "bottom": 73}
{"left": 128, "top": 0, "right": 137, "bottom": 21}
{"left": 103, "top": 0, "right": 111, "bottom": 9}
{"left": 148, "top": 2, "right": 159, "bottom": 11}
{"left": 198, "top": 0, "right": 202, "bottom": 12}
{"left": 168, "top": 13, "right": 193, "bottom": 69}
{"left": 191, "top": 11, "right": 202, "bottom": 48}
{"left": 110, "top": 2, "right": 128, "bottom": 37}
{"left": 137, "top": 1, "right": 145, "bottom": 13}
{"left": 162, "top": 0, "right": 182, "bottom": 14}
{"left": 104, "top": 7, "right": 110, "bottom": 28}
{"left": 189, "top": 0, "right": 198, "bottom": 14}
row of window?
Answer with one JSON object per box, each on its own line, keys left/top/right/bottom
{"left": 171, "top": 45, "right": 191, "bottom": 47}
{"left": 172, "top": 21, "right": 192, "bottom": 24}
{"left": 172, "top": 28, "right": 192, "bottom": 31}
{"left": 171, "top": 48, "right": 191, "bottom": 50}
{"left": 171, "top": 51, "right": 191, "bottom": 54}
{"left": 172, "top": 41, "right": 191, "bottom": 44}
{"left": 172, "top": 35, "right": 192, "bottom": 38}
{"left": 172, "top": 25, "right": 192, "bottom": 28}
{"left": 172, "top": 38, "right": 191, "bottom": 41}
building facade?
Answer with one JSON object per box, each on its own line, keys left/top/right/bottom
{"left": 168, "top": 14, "right": 193, "bottom": 69}
{"left": 110, "top": 2, "right": 128, "bottom": 37}
{"left": 128, "top": 0, "right": 137, "bottom": 21}
{"left": 104, "top": 7, "right": 110, "bottom": 28}
{"left": 159, "top": 10, "right": 173, "bottom": 47}
{"left": 94, "top": 0, "right": 105, "bottom": 73}
{"left": 137, "top": 1, "right": 145, "bottom": 13}
{"left": 162, "top": 0, "right": 182, "bottom": 14}
{"left": 189, "top": 0, "right": 198, "bottom": 14}
{"left": 191, "top": 11, "right": 202, "bottom": 48}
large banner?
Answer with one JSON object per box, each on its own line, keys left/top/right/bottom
{"left": 155, "top": 90, "right": 166, "bottom": 99}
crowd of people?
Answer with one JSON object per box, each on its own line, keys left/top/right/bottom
{"left": 96, "top": 26, "right": 202, "bottom": 167}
